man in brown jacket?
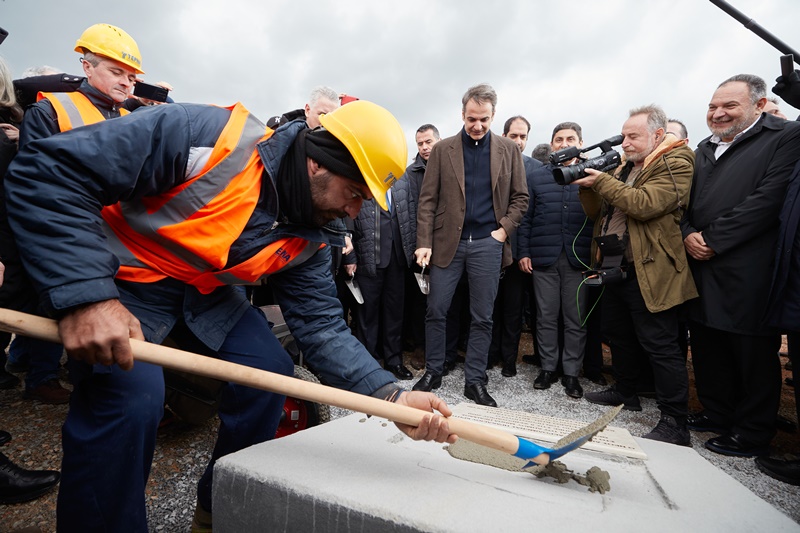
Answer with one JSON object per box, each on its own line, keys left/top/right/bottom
{"left": 574, "top": 105, "right": 697, "bottom": 445}
{"left": 413, "top": 84, "right": 528, "bottom": 407}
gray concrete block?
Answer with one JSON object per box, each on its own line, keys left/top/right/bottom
{"left": 213, "top": 412, "right": 799, "bottom": 532}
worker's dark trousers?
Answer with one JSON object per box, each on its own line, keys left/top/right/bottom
{"left": 56, "top": 305, "right": 293, "bottom": 532}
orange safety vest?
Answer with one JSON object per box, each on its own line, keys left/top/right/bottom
{"left": 101, "top": 102, "right": 324, "bottom": 294}
{"left": 37, "top": 91, "right": 129, "bottom": 131}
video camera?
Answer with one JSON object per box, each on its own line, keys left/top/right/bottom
{"left": 550, "top": 135, "right": 623, "bottom": 186}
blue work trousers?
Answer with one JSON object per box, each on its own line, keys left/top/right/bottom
{"left": 56, "top": 302, "right": 293, "bottom": 532}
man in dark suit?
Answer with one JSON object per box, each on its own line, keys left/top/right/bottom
{"left": 412, "top": 84, "right": 528, "bottom": 406}
{"left": 683, "top": 74, "right": 800, "bottom": 457}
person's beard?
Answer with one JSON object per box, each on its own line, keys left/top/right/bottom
{"left": 709, "top": 113, "right": 755, "bottom": 141}
{"left": 309, "top": 170, "right": 347, "bottom": 227}
{"left": 625, "top": 137, "right": 656, "bottom": 164}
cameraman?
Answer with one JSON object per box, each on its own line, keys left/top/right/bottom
{"left": 573, "top": 105, "right": 697, "bottom": 446}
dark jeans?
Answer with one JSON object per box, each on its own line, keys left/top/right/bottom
{"left": 426, "top": 236, "right": 503, "bottom": 385}
{"left": 56, "top": 305, "right": 292, "bottom": 531}
{"left": 690, "top": 321, "right": 781, "bottom": 445}
{"left": 601, "top": 275, "right": 688, "bottom": 420}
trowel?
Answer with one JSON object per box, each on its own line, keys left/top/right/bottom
{"left": 515, "top": 404, "right": 623, "bottom": 467}
{"left": 0, "top": 308, "right": 619, "bottom": 467}
{"left": 345, "top": 274, "right": 364, "bottom": 304}
{"left": 414, "top": 263, "right": 430, "bottom": 295}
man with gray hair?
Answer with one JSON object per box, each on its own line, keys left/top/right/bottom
{"left": 413, "top": 84, "right": 528, "bottom": 406}
{"left": 682, "top": 74, "right": 800, "bottom": 457}
{"left": 574, "top": 104, "right": 697, "bottom": 445}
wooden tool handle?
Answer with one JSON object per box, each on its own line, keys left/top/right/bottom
{"left": 0, "top": 308, "right": 524, "bottom": 457}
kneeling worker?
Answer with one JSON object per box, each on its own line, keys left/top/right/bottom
{"left": 5, "top": 99, "right": 456, "bottom": 531}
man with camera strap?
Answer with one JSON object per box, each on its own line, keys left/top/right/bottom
{"left": 572, "top": 105, "right": 697, "bottom": 446}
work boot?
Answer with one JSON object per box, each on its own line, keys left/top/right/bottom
{"left": 0, "top": 452, "right": 60, "bottom": 504}
{"left": 584, "top": 387, "right": 642, "bottom": 411}
{"left": 23, "top": 379, "right": 70, "bottom": 405}
{"left": 409, "top": 347, "right": 425, "bottom": 371}
{"left": 642, "top": 415, "right": 690, "bottom": 446}
{"left": 191, "top": 501, "right": 213, "bottom": 533}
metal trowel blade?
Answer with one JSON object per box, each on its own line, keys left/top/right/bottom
{"left": 414, "top": 264, "right": 430, "bottom": 295}
{"left": 345, "top": 276, "right": 364, "bottom": 304}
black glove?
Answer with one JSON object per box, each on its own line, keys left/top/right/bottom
{"left": 773, "top": 69, "right": 800, "bottom": 110}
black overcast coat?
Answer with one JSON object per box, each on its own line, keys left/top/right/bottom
{"left": 682, "top": 113, "right": 800, "bottom": 335}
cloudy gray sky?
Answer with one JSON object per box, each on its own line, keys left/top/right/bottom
{"left": 2, "top": 0, "right": 798, "bottom": 160}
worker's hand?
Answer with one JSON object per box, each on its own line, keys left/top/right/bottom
{"left": 571, "top": 168, "right": 601, "bottom": 188}
{"left": 518, "top": 257, "right": 533, "bottom": 274}
{"left": 345, "top": 263, "right": 357, "bottom": 276}
{"left": 394, "top": 391, "right": 458, "bottom": 444}
{"left": 58, "top": 299, "right": 145, "bottom": 371}
{"left": 414, "top": 247, "right": 431, "bottom": 267}
{"left": 683, "top": 231, "right": 715, "bottom": 261}
{"left": 0, "top": 260, "right": 5, "bottom": 286}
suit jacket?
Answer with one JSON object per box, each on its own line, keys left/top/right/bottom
{"left": 416, "top": 129, "right": 528, "bottom": 268}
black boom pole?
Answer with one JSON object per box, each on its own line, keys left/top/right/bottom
{"left": 709, "top": 0, "right": 800, "bottom": 62}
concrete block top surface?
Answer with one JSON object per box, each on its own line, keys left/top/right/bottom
{"left": 216, "top": 409, "right": 800, "bottom": 533}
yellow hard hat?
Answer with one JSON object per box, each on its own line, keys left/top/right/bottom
{"left": 320, "top": 100, "right": 406, "bottom": 210}
{"left": 74, "top": 23, "right": 144, "bottom": 75}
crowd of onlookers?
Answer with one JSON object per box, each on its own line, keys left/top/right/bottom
{"left": 0, "top": 19, "right": 799, "bottom": 533}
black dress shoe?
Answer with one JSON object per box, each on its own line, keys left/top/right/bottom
{"left": 0, "top": 430, "right": 10, "bottom": 446}
{"left": 412, "top": 371, "right": 442, "bottom": 392}
{"left": 442, "top": 359, "right": 457, "bottom": 377}
{"left": 387, "top": 364, "right": 413, "bottom": 380}
{"left": 775, "top": 414, "right": 796, "bottom": 433}
{"left": 521, "top": 354, "right": 540, "bottom": 366}
{"left": 464, "top": 384, "right": 497, "bottom": 407}
{"left": 533, "top": 370, "right": 557, "bottom": 390}
{"left": 561, "top": 376, "right": 583, "bottom": 399}
{"left": 0, "top": 452, "right": 60, "bottom": 504}
{"left": 686, "top": 412, "right": 729, "bottom": 433}
{"left": 755, "top": 456, "right": 800, "bottom": 486}
{"left": 501, "top": 365, "right": 517, "bottom": 378}
{"left": 705, "top": 434, "right": 770, "bottom": 457}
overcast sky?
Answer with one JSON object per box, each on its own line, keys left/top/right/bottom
{"left": 2, "top": 0, "right": 798, "bottom": 161}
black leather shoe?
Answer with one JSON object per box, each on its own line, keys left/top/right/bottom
{"left": 442, "top": 359, "right": 457, "bottom": 377}
{"left": 584, "top": 387, "right": 642, "bottom": 411}
{"left": 0, "top": 452, "right": 60, "bottom": 504}
{"left": 775, "top": 414, "right": 796, "bottom": 433}
{"left": 501, "top": 365, "right": 517, "bottom": 378}
{"left": 521, "top": 354, "right": 540, "bottom": 366}
{"left": 686, "top": 412, "right": 729, "bottom": 433}
{"left": 705, "top": 434, "right": 770, "bottom": 457}
{"left": 387, "top": 364, "right": 413, "bottom": 380}
{"left": 0, "top": 431, "right": 10, "bottom": 446}
{"left": 412, "top": 371, "right": 442, "bottom": 392}
{"left": 561, "top": 376, "right": 583, "bottom": 399}
{"left": 755, "top": 456, "right": 800, "bottom": 486}
{"left": 533, "top": 370, "right": 557, "bottom": 390}
{"left": 464, "top": 384, "right": 497, "bottom": 407}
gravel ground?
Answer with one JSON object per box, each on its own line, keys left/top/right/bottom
{"left": 1, "top": 332, "right": 798, "bottom": 532}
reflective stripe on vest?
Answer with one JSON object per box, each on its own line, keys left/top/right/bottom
{"left": 38, "top": 91, "right": 128, "bottom": 131}
{"left": 102, "top": 102, "right": 324, "bottom": 294}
